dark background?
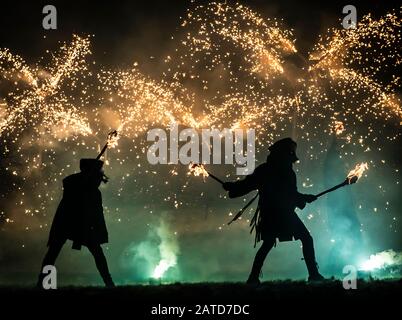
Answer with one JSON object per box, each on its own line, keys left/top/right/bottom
{"left": 1, "top": 0, "right": 400, "bottom": 65}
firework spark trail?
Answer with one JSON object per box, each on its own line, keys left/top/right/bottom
{"left": 159, "top": 2, "right": 400, "bottom": 149}
{"left": 0, "top": 49, "right": 37, "bottom": 86}
{"left": 0, "top": 35, "right": 92, "bottom": 139}
{"left": 309, "top": 12, "right": 402, "bottom": 120}
{"left": 162, "top": 2, "right": 298, "bottom": 137}
{"left": 90, "top": 3, "right": 401, "bottom": 157}
{"left": 309, "top": 13, "right": 401, "bottom": 71}
{"left": 181, "top": 2, "right": 296, "bottom": 79}
{"left": 95, "top": 2, "right": 301, "bottom": 150}
{"left": 98, "top": 67, "right": 197, "bottom": 139}
{"left": 1, "top": 4, "right": 400, "bottom": 157}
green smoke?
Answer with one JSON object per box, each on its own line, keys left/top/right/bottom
{"left": 121, "top": 216, "right": 180, "bottom": 282}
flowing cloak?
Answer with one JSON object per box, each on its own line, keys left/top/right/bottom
{"left": 228, "top": 161, "right": 306, "bottom": 243}
{"left": 47, "top": 173, "right": 108, "bottom": 249}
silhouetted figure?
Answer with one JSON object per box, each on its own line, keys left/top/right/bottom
{"left": 223, "top": 138, "right": 324, "bottom": 284}
{"left": 37, "top": 159, "right": 114, "bottom": 287}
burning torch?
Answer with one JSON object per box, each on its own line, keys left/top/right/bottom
{"left": 315, "top": 162, "right": 368, "bottom": 198}
{"left": 94, "top": 130, "right": 119, "bottom": 183}
{"left": 188, "top": 162, "right": 224, "bottom": 184}
{"left": 96, "top": 130, "right": 119, "bottom": 160}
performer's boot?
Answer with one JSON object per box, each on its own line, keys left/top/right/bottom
{"left": 36, "top": 273, "right": 45, "bottom": 289}
{"left": 89, "top": 245, "right": 116, "bottom": 288}
{"left": 101, "top": 272, "right": 115, "bottom": 288}
{"left": 247, "top": 258, "right": 262, "bottom": 285}
{"left": 306, "top": 261, "right": 325, "bottom": 282}
{"left": 36, "top": 240, "right": 65, "bottom": 289}
{"left": 302, "top": 235, "right": 325, "bottom": 282}
{"left": 247, "top": 241, "right": 274, "bottom": 285}
{"left": 96, "top": 258, "right": 115, "bottom": 287}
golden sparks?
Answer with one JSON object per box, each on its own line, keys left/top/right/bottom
{"left": 0, "top": 2, "right": 400, "bottom": 224}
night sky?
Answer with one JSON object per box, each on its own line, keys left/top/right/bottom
{"left": 0, "top": 0, "right": 401, "bottom": 285}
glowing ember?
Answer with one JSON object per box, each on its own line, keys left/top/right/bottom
{"left": 347, "top": 162, "right": 369, "bottom": 184}
{"left": 188, "top": 162, "right": 209, "bottom": 179}
{"left": 333, "top": 120, "right": 345, "bottom": 135}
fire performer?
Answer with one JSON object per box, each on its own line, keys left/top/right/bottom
{"left": 37, "top": 157, "right": 114, "bottom": 288}
{"left": 223, "top": 138, "right": 324, "bottom": 284}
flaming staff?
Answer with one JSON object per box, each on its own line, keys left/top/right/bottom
{"left": 96, "top": 130, "right": 118, "bottom": 160}
{"left": 188, "top": 162, "right": 224, "bottom": 184}
{"left": 227, "top": 162, "right": 368, "bottom": 226}
{"left": 315, "top": 162, "right": 368, "bottom": 198}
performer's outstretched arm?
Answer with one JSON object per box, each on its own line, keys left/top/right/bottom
{"left": 223, "top": 165, "right": 262, "bottom": 198}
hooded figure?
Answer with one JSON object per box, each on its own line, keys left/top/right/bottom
{"left": 38, "top": 159, "right": 114, "bottom": 287}
{"left": 47, "top": 159, "right": 108, "bottom": 249}
{"left": 223, "top": 138, "right": 324, "bottom": 283}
